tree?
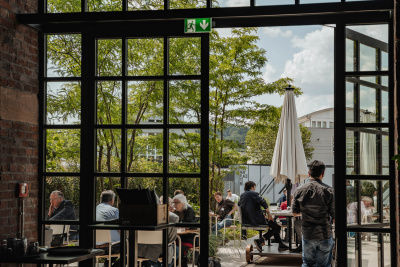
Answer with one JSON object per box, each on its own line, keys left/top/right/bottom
{"left": 208, "top": 28, "right": 299, "bottom": 204}
{"left": 245, "top": 106, "right": 314, "bottom": 164}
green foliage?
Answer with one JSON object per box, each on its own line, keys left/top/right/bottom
{"left": 391, "top": 146, "right": 400, "bottom": 169}
{"left": 245, "top": 106, "right": 314, "bottom": 164}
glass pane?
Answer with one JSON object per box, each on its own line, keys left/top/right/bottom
{"left": 46, "top": 82, "right": 81, "bottom": 125}
{"left": 360, "top": 85, "right": 376, "bottom": 120}
{"left": 126, "top": 129, "right": 163, "bottom": 173}
{"left": 97, "top": 81, "right": 122, "bottom": 125}
{"left": 347, "top": 232, "right": 357, "bottom": 267}
{"left": 346, "top": 38, "right": 355, "bottom": 72}
{"left": 381, "top": 51, "right": 388, "bottom": 71}
{"left": 97, "top": 39, "right": 122, "bottom": 76}
{"left": 127, "top": 81, "right": 164, "bottom": 124}
{"left": 346, "top": 81, "right": 354, "bottom": 122}
{"left": 95, "top": 177, "right": 121, "bottom": 207}
{"left": 360, "top": 181, "right": 378, "bottom": 225}
{"left": 46, "top": 129, "right": 80, "bottom": 172}
{"left": 44, "top": 224, "right": 79, "bottom": 247}
{"left": 169, "top": 129, "right": 201, "bottom": 173}
{"left": 301, "top": 0, "right": 339, "bottom": 3}
{"left": 384, "top": 233, "right": 391, "bottom": 266}
{"left": 347, "top": 25, "right": 388, "bottom": 43}
{"left": 128, "top": 177, "right": 163, "bottom": 197}
{"left": 170, "top": 178, "right": 201, "bottom": 221}
{"left": 127, "top": 0, "right": 163, "bottom": 10}
{"left": 382, "top": 136, "right": 389, "bottom": 175}
{"left": 361, "top": 232, "right": 379, "bottom": 267}
{"left": 47, "top": 0, "right": 81, "bottom": 13}
{"left": 382, "top": 181, "right": 390, "bottom": 223}
{"left": 169, "top": 80, "right": 201, "bottom": 124}
{"left": 47, "top": 34, "right": 81, "bottom": 77}
{"left": 169, "top": 38, "right": 201, "bottom": 75}
{"left": 360, "top": 44, "right": 377, "bottom": 71}
{"left": 213, "top": 0, "right": 250, "bottom": 7}
{"left": 45, "top": 176, "right": 80, "bottom": 221}
{"left": 88, "top": 0, "right": 122, "bottom": 11}
{"left": 255, "top": 0, "right": 293, "bottom": 6}
{"left": 346, "top": 130, "right": 355, "bottom": 175}
{"left": 96, "top": 129, "right": 121, "bottom": 172}
{"left": 382, "top": 90, "right": 388, "bottom": 123}
{"left": 127, "top": 38, "right": 164, "bottom": 76}
{"left": 170, "top": 0, "right": 206, "bottom": 9}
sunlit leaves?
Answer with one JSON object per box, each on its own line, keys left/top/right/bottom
{"left": 127, "top": 38, "right": 164, "bottom": 75}
{"left": 47, "top": 34, "right": 81, "bottom": 77}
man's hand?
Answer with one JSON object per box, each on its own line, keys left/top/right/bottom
{"left": 216, "top": 215, "right": 220, "bottom": 219}
{"left": 267, "top": 214, "right": 273, "bottom": 222}
{"left": 48, "top": 205, "right": 55, "bottom": 217}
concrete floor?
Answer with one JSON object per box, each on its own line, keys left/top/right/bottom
{"left": 216, "top": 235, "right": 303, "bottom": 267}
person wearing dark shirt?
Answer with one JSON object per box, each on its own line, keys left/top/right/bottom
{"left": 277, "top": 189, "right": 287, "bottom": 206}
{"left": 292, "top": 160, "right": 335, "bottom": 267}
{"left": 239, "top": 181, "right": 289, "bottom": 252}
{"left": 47, "top": 190, "right": 77, "bottom": 221}
{"left": 212, "top": 191, "right": 237, "bottom": 234}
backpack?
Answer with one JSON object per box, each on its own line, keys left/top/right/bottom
{"left": 208, "top": 257, "right": 221, "bottom": 267}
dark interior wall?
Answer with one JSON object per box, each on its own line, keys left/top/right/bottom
{"left": 0, "top": 0, "right": 39, "bottom": 244}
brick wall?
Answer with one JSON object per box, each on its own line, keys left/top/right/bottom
{"left": 0, "top": 0, "right": 39, "bottom": 249}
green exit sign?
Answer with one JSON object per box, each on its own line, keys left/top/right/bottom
{"left": 184, "top": 18, "right": 212, "bottom": 33}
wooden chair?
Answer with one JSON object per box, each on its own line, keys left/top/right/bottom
{"left": 137, "top": 230, "right": 177, "bottom": 267}
{"left": 95, "top": 230, "right": 122, "bottom": 267}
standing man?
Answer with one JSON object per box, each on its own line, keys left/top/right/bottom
{"left": 47, "top": 190, "right": 77, "bottom": 220}
{"left": 212, "top": 191, "right": 238, "bottom": 234}
{"left": 226, "top": 189, "right": 239, "bottom": 203}
{"left": 292, "top": 160, "right": 335, "bottom": 267}
{"left": 239, "top": 181, "right": 289, "bottom": 252}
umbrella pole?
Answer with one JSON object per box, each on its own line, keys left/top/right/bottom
{"left": 286, "top": 179, "right": 292, "bottom": 250}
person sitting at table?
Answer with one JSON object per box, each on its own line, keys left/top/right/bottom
{"left": 47, "top": 190, "right": 77, "bottom": 220}
{"left": 170, "top": 194, "right": 196, "bottom": 267}
{"left": 47, "top": 190, "right": 79, "bottom": 241}
{"left": 96, "top": 190, "right": 120, "bottom": 266}
{"left": 138, "top": 212, "right": 179, "bottom": 267}
{"left": 239, "top": 181, "right": 289, "bottom": 252}
{"left": 226, "top": 189, "right": 239, "bottom": 203}
{"left": 277, "top": 189, "right": 287, "bottom": 206}
{"left": 212, "top": 191, "right": 237, "bottom": 235}
{"left": 280, "top": 195, "right": 303, "bottom": 253}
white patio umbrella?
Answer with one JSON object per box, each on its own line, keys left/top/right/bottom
{"left": 360, "top": 110, "right": 376, "bottom": 175}
{"left": 269, "top": 85, "right": 308, "bottom": 251}
{"left": 270, "top": 85, "right": 308, "bottom": 195}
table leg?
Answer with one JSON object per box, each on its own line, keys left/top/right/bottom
{"left": 287, "top": 216, "right": 292, "bottom": 250}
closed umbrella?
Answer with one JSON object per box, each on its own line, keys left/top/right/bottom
{"left": 270, "top": 85, "right": 308, "bottom": 190}
{"left": 269, "top": 85, "right": 308, "bottom": 250}
{"left": 360, "top": 110, "right": 376, "bottom": 175}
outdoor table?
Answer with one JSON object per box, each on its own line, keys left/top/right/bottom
{"left": 0, "top": 248, "right": 104, "bottom": 266}
{"left": 88, "top": 223, "right": 175, "bottom": 267}
{"left": 270, "top": 210, "right": 297, "bottom": 251}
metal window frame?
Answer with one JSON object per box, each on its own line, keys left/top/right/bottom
{"left": 31, "top": 2, "right": 396, "bottom": 267}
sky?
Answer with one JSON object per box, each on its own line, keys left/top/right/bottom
{"left": 216, "top": 23, "right": 388, "bottom": 117}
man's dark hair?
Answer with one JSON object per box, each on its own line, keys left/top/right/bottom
{"left": 244, "top": 181, "right": 256, "bottom": 191}
{"left": 309, "top": 160, "right": 326, "bottom": 178}
{"left": 227, "top": 189, "right": 231, "bottom": 192}
{"left": 100, "top": 190, "right": 116, "bottom": 203}
{"left": 174, "top": 190, "right": 184, "bottom": 196}
{"left": 214, "top": 191, "right": 222, "bottom": 196}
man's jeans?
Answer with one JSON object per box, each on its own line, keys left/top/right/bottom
{"left": 212, "top": 215, "right": 233, "bottom": 234}
{"left": 302, "top": 236, "right": 334, "bottom": 267}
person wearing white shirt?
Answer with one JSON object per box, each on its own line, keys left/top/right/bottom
{"left": 226, "top": 189, "right": 239, "bottom": 203}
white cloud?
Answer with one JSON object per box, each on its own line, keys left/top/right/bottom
{"left": 224, "top": 0, "right": 249, "bottom": 7}
{"left": 296, "top": 94, "right": 334, "bottom": 117}
{"left": 263, "top": 27, "right": 293, "bottom": 38}
{"left": 282, "top": 27, "right": 334, "bottom": 94}
{"left": 215, "top": 28, "right": 232, "bottom": 38}
{"left": 347, "top": 25, "right": 388, "bottom": 43}
{"left": 262, "top": 64, "right": 277, "bottom": 83}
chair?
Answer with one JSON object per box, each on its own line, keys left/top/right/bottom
{"left": 49, "top": 225, "right": 70, "bottom": 246}
{"left": 137, "top": 230, "right": 177, "bottom": 267}
{"left": 186, "top": 234, "right": 200, "bottom": 267}
{"left": 95, "top": 230, "right": 122, "bottom": 267}
{"left": 222, "top": 217, "right": 239, "bottom": 246}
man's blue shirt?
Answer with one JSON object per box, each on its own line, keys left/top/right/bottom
{"left": 96, "top": 203, "right": 120, "bottom": 244}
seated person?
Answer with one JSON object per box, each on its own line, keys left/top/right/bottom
{"left": 239, "top": 181, "right": 289, "bottom": 252}
{"left": 138, "top": 212, "right": 179, "bottom": 267}
{"left": 212, "top": 191, "right": 237, "bottom": 234}
{"left": 170, "top": 194, "right": 196, "bottom": 267}
{"left": 47, "top": 190, "right": 77, "bottom": 220}
{"left": 96, "top": 190, "right": 120, "bottom": 266}
{"left": 47, "top": 190, "right": 79, "bottom": 242}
